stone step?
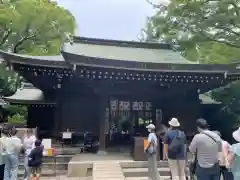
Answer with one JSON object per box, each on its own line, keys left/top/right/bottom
{"left": 123, "top": 167, "right": 190, "bottom": 177}
{"left": 126, "top": 176, "right": 191, "bottom": 180}
{"left": 17, "top": 169, "right": 67, "bottom": 177}
{"left": 126, "top": 176, "right": 171, "bottom": 180}
{"left": 19, "top": 154, "right": 73, "bottom": 163}
{"left": 120, "top": 161, "right": 190, "bottom": 169}
{"left": 93, "top": 162, "right": 124, "bottom": 180}
{"left": 94, "top": 163, "right": 120, "bottom": 167}
{"left": 94, "top": 178, "right": 124, "bottom": 180}
{"left": 94, "top": 167, "right": 121, "bottom": 169}
{"left": 94, "top": 166, "right": 121, "bottom": 169}
{"left": 55, "top": 147, "right": 84, "bottom": 155}
{"left": 17, "top": 155, "right": 72, "bottom": 171}
{"left": 18, "top": 162, "right": 68, "bottom": 170}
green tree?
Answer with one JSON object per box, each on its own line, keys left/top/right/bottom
{"left": 0, "top": 63, "right": 20, "bottom": 96}
{"left": 0, "top": 0, "right": 76, "bottom": 55}
{"left": 8, "top": 113, "right": 26, "bottom": 125}
{"left": 145, "top": 0, "right": 240, "bottom": 134}
{"left": 145, "top": 0, "right": 240, "bottom": 63}
{"left": 0, "top": 0, "right": 76, "bottom": 96}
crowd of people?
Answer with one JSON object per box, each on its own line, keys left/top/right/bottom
{"left": 144, "top": 118, "right": 240, "bottom": 180}
{"left": 0, "top": 125, "right": 43, "bottom": 180}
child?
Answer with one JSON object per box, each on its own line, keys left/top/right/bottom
{"left": 28, "top": 140, "right": 43, "bottom": 180}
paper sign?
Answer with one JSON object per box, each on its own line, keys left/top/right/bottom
{"left": 42, "top": 139, "right": 51, "bottom": 149}
{"left": 62, "top": 132, "right": 72, "bottom": 139}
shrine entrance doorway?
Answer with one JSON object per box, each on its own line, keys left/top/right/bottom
{"left": 108, "top": 99, "right": 153, "bottom": 148}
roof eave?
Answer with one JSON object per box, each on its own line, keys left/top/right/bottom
{"left": 0, "top": 51, "right": 69, "bottom": 68}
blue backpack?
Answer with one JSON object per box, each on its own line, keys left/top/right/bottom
{"left": 168, "top": 131, "right": 184, "bottom": 158}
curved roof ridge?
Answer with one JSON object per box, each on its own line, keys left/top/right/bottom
{"left": 73, "top": 36, "right": 173, "bottom": 50}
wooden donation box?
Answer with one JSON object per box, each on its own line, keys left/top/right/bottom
{"left": 133, "top": 137, "right": 160, "bottom": 161}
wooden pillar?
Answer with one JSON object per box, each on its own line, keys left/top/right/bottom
{"left": 151, "top": 97, "right": 162, "bottom": 129}
{"left": 54, "top": 77, "right": 62, "bottom": 133}
{"left": 98, "top": 93, "right": 109, "bottom": 154}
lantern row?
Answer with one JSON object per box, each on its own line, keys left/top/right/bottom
{"left": 78, "top": 74, "right": 215, "bottom": 83}
{"left": 227, "top": 75, "right": 240, "bottom": 80}
{"left": 78, "top": 69, "right": 222, "bottom": 80}
{"left": 19, "top": 69, "right": 220, "bottom": 84}
{"left": 18, "top": 66, "right": 225, "bottom": 80}
{"left": 18, "top": 67, "right": 73, "bottom": 75}
{"left": 17, "top": 65, "right": 240, "bottom": 84}
{"left": 18, "top": 70, "right": 73, "bottom": 77}
{"left": 29, "top": 104, "right": 56, "bottom": 107}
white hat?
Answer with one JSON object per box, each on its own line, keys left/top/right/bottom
{"left": 169, "top": 118, "right": 180, "bottom": 127}
{"left": 146, "top": 124, "right": 155, "bottom": 130}
{"left": 233, "top": 127, "right": 240, "bottom": 142}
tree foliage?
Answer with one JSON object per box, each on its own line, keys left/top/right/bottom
{"left": 0, "top": 63, "right": 21, "bottom": 96}
{"left": 145, "top": 0, "right": 240, "bottom": 133}
{"left": 0, "top": 0, "right": 76, "bottom": 97}
{"left": 6, "top": 104, "right": 27, "bottom": 118}
{"left": 8, "top": 113, "right": 26, "bottom": 125}
{"left": 145, "top": 0, "right": 240, "bottom": 63}
{"left": 0, "top": 0, "right": 76, "bottom": 55}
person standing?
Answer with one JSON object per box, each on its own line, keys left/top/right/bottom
{"left": 189, "top": 118, "right": 221, "bottom": 180}
{"left": 213, "top": 131, "right": 233, "bottom": 180}
{"left": 28, "top": 140, "right": 43, "bottom": 180}
{"left": 226, "top": 127, "right": 240, "bottom": 180}
{"left": 0, "top": 126, "right": 9, "bottom": 180}
{"left": 23, "top": 129, "right": 36, "bottom": 180}
{"left": 0, "top": 135, "right": 5, "bottom": 180}
{"left": 3, "top": 128, "right": 22, "bottom": 180}
{"left": 163, "top": 118, "right": 186, "bottom": 180}
{"left": 144, "top": 124, "right": 160, "bottom": 180}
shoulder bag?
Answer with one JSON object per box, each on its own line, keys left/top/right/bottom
{"left": 189, "top": 132, "right": 217, "bottom": 175}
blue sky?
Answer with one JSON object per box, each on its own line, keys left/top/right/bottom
{"left": 55, "top": 0, "right": 167, "bottom": 41}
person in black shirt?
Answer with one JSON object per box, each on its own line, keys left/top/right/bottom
{"left": 28, "top": 140, "right": 43, "bottom": 180}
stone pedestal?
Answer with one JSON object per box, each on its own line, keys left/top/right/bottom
{"left": 97, "top": 150, "right": 107, "bottom": 155}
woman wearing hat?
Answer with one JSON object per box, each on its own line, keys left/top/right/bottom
{"left": 227, "top": 127, "right": 240, "bottom": 180}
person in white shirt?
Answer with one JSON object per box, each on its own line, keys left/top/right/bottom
{"left": 0, "top": 125, "right": 10, "bottom": 180}
{"left": 23, "top": 129, "right": 36, "bottom": 180}
{"left": 144, "top": 124, "right": 160, "bottom": 180}
{"left": 3, "top": 127, "right": 22, "bottom": 180}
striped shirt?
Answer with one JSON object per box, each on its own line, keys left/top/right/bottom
{"left": 189, "top": 130, "right": 222, "bottom": 168}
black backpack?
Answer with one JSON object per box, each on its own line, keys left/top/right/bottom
{"left": 168, "top": 131, "right": 184, "bottom": 158}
